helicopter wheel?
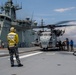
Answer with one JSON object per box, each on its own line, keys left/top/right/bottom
{"left": 43, "top": 48, "right": 46, "bottom": 50}
{"left": 42, "top": 47, "right": 48, "bottom": 51}
{"left": 40, "top": 43, "right": 42, "bottom": 48}
{"left": 46, "top": 47, "right": 48, "bottom": 50}
{"left": 73, "top": 51, "right": 76, "bottom": 56}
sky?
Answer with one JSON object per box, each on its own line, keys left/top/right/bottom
{"left": 0, "top": 0, "right": 76, "bottom": 44}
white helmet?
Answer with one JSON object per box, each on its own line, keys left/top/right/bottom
{"left": 10, "top": 27, "right": 16, "bottom": 32}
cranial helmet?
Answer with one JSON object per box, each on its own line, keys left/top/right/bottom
{"left": 10, "top": 27, "right": 15, "bottom": 32}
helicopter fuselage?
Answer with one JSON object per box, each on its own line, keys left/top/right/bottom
{"left": 39, "top": 31, "right": 58, "bottom": 50}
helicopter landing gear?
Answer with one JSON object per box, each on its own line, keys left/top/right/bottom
{"left": 73, "top": 51, "right": 76, "bottom": 56}
{"left": 43, "top": 47, "right": 48, "bottom": 51}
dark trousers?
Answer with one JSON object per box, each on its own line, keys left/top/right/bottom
{"left": 70, "top": 45, "right": 73, "bottom": 51}
{"left": 67, "top": 45, "right": 69, "bottom": 51}
{"left": 8, "top": 47, "right": 21, "bottom": 65}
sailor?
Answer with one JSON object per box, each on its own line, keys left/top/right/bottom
{"left": 66, "top": 38, "right": 69, "bottom": 51}
{"left": 70, "top": 40, "right": 74, "bottom": 51}
{"left": 7, "top": 27, "right": 23, "bottom": 67}
{"left": 58, "top": 40, "right": 62, "bottom": 50}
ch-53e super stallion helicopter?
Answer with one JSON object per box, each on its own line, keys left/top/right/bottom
{"left": 32, "top": 20, "right": 76, "bottom": 50}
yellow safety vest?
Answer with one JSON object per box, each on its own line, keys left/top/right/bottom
{"left": 7, "top": 32, "right": 19, "bottom": 47}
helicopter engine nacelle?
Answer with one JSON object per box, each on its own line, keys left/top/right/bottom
{"left": 53, "top": 30, "right": 64, "bottom": 36}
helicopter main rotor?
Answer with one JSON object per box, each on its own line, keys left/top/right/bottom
{"left": 32, "top": 20, "right": 76, "bottom": 29}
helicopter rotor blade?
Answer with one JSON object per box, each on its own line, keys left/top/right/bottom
{"left": 32, "top": 24, "right": 76, "bottom": 29}
{"left": 54, "top": 24, "right": 76, "bottom": 27}
{"left": 55, "top": 20, "right": 76, "bottom": 25}
{"left": 31, "top": 20, "right": 76, "bottom": 29}
{"left": 31, "top": 25, "right": 47, "bottom": 28}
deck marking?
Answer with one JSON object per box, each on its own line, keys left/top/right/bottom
{"left": 46, "top": 53, "right": 55, "bottom": 55}
{"left": 9, "top": 52, "right": 43, "bottom": 60}
{"left": 0, "top": 53, "right": 5, "bottom": 54}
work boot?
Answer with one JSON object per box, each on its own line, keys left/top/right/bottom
{"left": 11, "top": 64, "right": 14, "bottom": 67}
{"left": 18, "top": 64, "right": 23, "bottom": 67}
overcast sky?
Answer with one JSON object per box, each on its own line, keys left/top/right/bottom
{"left": 0, "top": 0, "right": 76, "bottom": 44}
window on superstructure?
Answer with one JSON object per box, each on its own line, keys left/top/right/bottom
{"left": 19, "top": 22, "right": 22, "bottom": 25}
{"left": 6, "top": 17, "right": 11, "bottom": 22}
{"left": 0, "top": 16, "right": 4, "bottom": 21}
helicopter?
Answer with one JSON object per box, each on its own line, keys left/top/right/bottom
{"left": 32, "top": 20, "right": 76, "bottom": 50}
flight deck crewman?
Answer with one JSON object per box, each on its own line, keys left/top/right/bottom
{"left": 66, "top": 38, "right": 69, "bottom": 51}
{"left": 70, "top": 40, "right": 74, "bottom": 51}
{"left": 7, "top": 27, "right": 23, "bottom": 67}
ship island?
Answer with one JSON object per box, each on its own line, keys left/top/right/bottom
{"left": 0, "top": 0, "right": 38, "bottom": 48}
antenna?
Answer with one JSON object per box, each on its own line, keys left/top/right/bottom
{"left": 30, "top": 11, "right": 34, "bottom": 26}
{"left": 15, "top": 0, "right": 19, "bottom": 7}
{"left": 41, "top": 19, "right": 44, "bottom": 31}
{"left": 0, "top": 2, "right": 4, "bottom": 12}
{"left": 31, "top": 11, "right": 34, "bottom": 22}
{"left": 16, "top": 0, "right": 18, "bottom": 6}
{"left": 21, "top": 2, "right": 22, "bottom": 9}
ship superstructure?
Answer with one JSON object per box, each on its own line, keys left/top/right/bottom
{"left": 0, "top": 0, "right": 37, "bottom": 47}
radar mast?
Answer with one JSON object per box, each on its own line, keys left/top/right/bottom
{"left": 0, "top": 0, "right": 22, "bottom": 20}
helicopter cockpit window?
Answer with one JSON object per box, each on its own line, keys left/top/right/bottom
{"left": 44, "top": 34, "right": 47, "bottom": 36}
{"left": 44, "top": 34, "right": 51, "bottom": 36}
{"left": 41, "top": 34, "right": 51, "bottom": 36}
{"left": 40, "top": 34, "right": 43, "bottom": 36}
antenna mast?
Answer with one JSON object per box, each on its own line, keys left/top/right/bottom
{"left": 0, "top": 0, "right": 22, "bottom": 20}
{"left": 41, "top": 19, "right": 44, "bottom": 31}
